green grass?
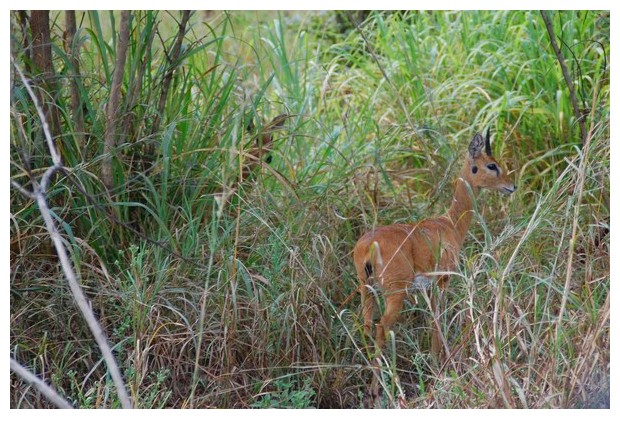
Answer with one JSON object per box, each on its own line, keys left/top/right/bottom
{"left": 10, "top": 10, "right": 609, "bottom": 408}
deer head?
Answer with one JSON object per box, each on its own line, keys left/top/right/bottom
{"left": 463, "top": 130, "right": 515, "bottom": 195}
{"left": 241, "top": 114, "right": 289, "bottom": 181}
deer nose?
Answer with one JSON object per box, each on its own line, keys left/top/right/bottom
{"left": 501, "top": 184, "right": 516, "bottom": 194}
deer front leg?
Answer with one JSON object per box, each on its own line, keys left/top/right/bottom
{"left": 430, "top": 292, "right": 441, "bottom": 360}
{"left": 360, "top": 283, "right": 374, "bottom": 340}
{"left": 430, "top": 276, "right": 449, "bottom": 361}
{"left": 429, "top": 246, "right": 455, "bottom": 361}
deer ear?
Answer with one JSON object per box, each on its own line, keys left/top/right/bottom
{"left": 266, "top": 114, "right": 289, "bottom": 131}
{"left": 246, "top": 117, "right": 255, "bottom": 133}
{"left": 468, "top": 133, "right": 485, "bottom": 159}
{"left": 485, "top": 128, "right": 492, "bottom": 156}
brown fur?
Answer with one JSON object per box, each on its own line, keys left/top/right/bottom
{"left": 353, "top": 131, "right": 515, "bottom": 357}
{"left": 242, "top": 114, "right": 289, "bottom": 182}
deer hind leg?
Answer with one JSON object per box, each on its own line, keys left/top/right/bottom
{"left": 361, "top": 283, "right": 381, "bottom": 408}
{"left": 375, "top": 289, "right": 406, "bottom": 352}
{"left": 368, "top": 288, "right": 406, "bottom": 406}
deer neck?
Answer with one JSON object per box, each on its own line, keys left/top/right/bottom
{"left": 446, "top": 169, "right": 478, "bottom": 246}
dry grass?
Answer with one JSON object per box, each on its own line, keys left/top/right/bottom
{"left": 10, "top": 10, "right": 609, "bottom": 409}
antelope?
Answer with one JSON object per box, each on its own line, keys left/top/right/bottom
{"left": 242, "top": 114, "right": 289, "bottom": 182}
{"left": 213, "top": 114, "right": 288, "bottom": 215}
{"left": 353, "top": 130, "right": 515, "bottom": 361}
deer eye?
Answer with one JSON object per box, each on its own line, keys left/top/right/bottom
{"left": 487, "top": 163, "right": 497, "bottom": 171}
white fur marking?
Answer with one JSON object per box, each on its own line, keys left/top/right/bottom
{"left": 411, "top": 275, "right": 432, "bottom": 291}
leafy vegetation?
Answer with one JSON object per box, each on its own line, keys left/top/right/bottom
{"left": 10, "top": 10, "right": 609, "bottom": 408}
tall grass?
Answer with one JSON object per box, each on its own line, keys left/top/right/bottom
{"left": 10, "top": 10, "right": 609, "bottom": 408}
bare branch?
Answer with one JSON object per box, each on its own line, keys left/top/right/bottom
{"left": 10, "top": 358, "right": 74, "bottom": 409}
{"left": 29, "top": 10, "right": 63, "bottom": 153}
{"left": 39, "top": 163, "right": 63, "bottom": 194}
{"left": 102, "top": 10, "right": 131, "bottom": 191}
{"left": 61, "top": 168, "right": 208, "bottom": 269}
{"left": 122, "top": 13, "right": 158, "bottom": 141}
{"left": 12, "top": 61, "right": 133, "bottom": 409}
{"left": 11, "top": 180, "right": 35, "bottom": 199}
{"left": 33, "top": 190, "right": 133, "bottom": 408}
{"left": 540, "top": 11, "right": 588, "bottom": 146}
{"left": 12, "top": 58, "right": 60, "bottom": 165}
{"left": 64, "top": 10, "right": 85, "bottom": 143}
{"left": 150, "top": 10, "right": 193, "bottom": 138}
{"left": 352, "top": 15, "right": 417, "bottom": 138}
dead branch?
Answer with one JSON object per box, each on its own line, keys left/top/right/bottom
{"left": 29, "top": 10, "right": 63, "bottom": 152}
{"left": 102, "top": 10, "right": 131, "bottom": 191}
{"left": 150, "top": 10, "right": 193, "bottom": 139}
{"left": 64, "top": 11, "right": 85, "bottom": 144}
{"left": 10, "top": 358, "right": 74, "bottom": 409}
{"left": 123, "top": 13, "right": 158, "bottom": 141}
{"left": 12, "top": 61, "right": 133, "bottom": 409}
{"left": 540, "top": 11, "right": 588, "bottom": 146}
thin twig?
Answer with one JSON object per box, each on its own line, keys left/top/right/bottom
{"left": 123, "top": 12, "right": 158, "bottom": 140}
{"left": 12, "top": 58, "right": 60, "bottom": 165}
{"left": 11, "top": 180, "right": 34, "bottom": 199}
{"left": 540, "top": 11, "right": 588, "bottom": 146}
{"left": 56, "top": 167, "right": 208, "bottom": 269}
{"left": 352, "top": 16, "right": 416, "bottom": 134}
{"left": 150, "top": 10, "right": 192, "bottom": 137}
{"left": 10, "top": 358, "right": 74, "bottom": 409}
